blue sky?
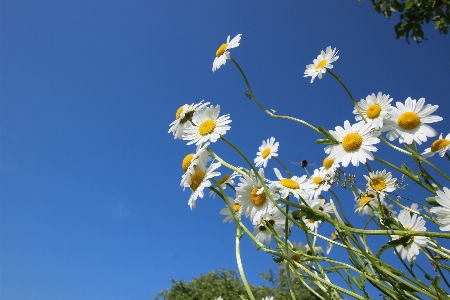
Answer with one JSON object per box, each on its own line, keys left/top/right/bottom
{"left": 1, "top": 1, "right": 450, "bottom": 299}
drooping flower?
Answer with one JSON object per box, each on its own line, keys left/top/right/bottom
{"left": 324, "top": 120, "right": 381, "bottom": 167}
{"left": 183, "top": 104, "right": 231, "bottom": 146}
{"left": 319, "top": 157, "right": 340, "bottom": 177}
{"left": 186, "top": 161, "right": 221, "bottom": 209}
{"left": 254, "top": 137, "right": 279, "bottom": 168}
{"left": 252, "top": 205, "right": 291, "bottom": 244}
{"left": 279, "top": 241, "right": 308, "bottom": 278}
{"left": 304, "top": 46, "right": 339, "bottom": 83}
{"left": 180, "top": 142, "right": 212, "bottom": 188}
{"left": 363, "top": 170, "right": 397, "bottom": 197}
{"left": 236, "top": 168, "right": 279, "bottom": 221}
{"left": 422, "top": 133, "right": 450, "bottom": 158}
{"left": 382, "top": 97, "right": 442, "bottom": 145}
{"left": 326, "top": 231, "right": 338, "bottom": 255}
{"left": 271, "top": 168, "right": 314, "bottom": 200}
{"left": 392, "top": 207, "right": 428, "bottom": 262}
{"left": 354, "top": 191, "right": 387, "bottom": 216}
{"left": 219, "top": 196, "right": 242, "bottom": 223}
{"left": 212, "top": 34, "right": 242, "bottom": 72}
{"left": 209, "top": 171, "right": 239, "bottom": 198}
{"left": 168, "top": 100, "right": 209, "bottom": 139}
{"left": 301, "top": 198, "right": 333, "bottom": 231}
{"left": 353, "top": 92, "right": 393, "bottom": 130}
{"left": 430, "top": 187, "right": 450, "bottom": 231}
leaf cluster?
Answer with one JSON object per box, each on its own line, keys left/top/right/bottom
{"left": 362, "top": 0, "right": 450, "bottom": 42}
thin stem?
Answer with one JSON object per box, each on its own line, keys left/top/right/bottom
{"left": 235, "top": 227, "right": 255, "bottom": 300}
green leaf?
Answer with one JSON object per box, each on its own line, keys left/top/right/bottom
{"left": 405, "top": 0, "right": 415, "bottom": 10}
{"left": 376, "top": 236, "right": 411, "bottom": 258}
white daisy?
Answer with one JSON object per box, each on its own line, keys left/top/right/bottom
{"left": 353, "top": 92, "right": 393, "bottom": 130}
{"left": 363, "top": 170, "right": 397, "bottom": 197}
{"left": 209, "top": 171, "right": 238, "bottom": 198}
{"left": 422, "top": 133, "right": 450, "bottom": 158}
{"left": 186, "top": 161, "right": 221, "bottom": 209}
{"left": 219, "top": 196, "right": 242, "bottom": 223}
{"left": 180, "top": 142, "right": 211, "bottom": 188}
{"left": 307, "top": 168, "right": 331, "bottom": 199}
{"left": 301, "top": 198, "right": 333, "bottom": 231}
{"left": 212, "top": 34, "right": 242, "bottom": 72}
{"left": 168, "top": 100, "right": 209, "bottom": 139}
{"left": 279, "top": 241, "right": 308, "bottom": 279}
{"left": 271, "top": 168, "right": 314, "bottom": 200}
{"left": 254, "top": 137, "right": 279, "bottom": 168}
{"left": 236, "top": 168, "right": 279, "bottom": 221}
{"left": 324, "top": 120, "right": 381, "bottom": 167}
{"left": 319, "top": 157, "right": 340, "bottom": 177}
{"left": 326, "top": 231, "right": 338, "bottom": 255}
{"left": 392, "top": 208, "right": 428, "bottom": 262}
{"left": 382, "top": 97, "right": 442, "bottom": 145}
{"left": 304, "top": 46, "right": 339, "bottom": 83}
{"left": 430, "top": 187, "right": 450, "bottom": 231}
{"left": 183, "top": 104, "right": 231, "bottom": 146}
{"left": 252, "top": 205, "right": 292, "bottom": 244}
{"left": 354, "top": 191, "right": 385, "bottom": 216}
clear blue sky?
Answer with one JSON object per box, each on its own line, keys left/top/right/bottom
{"left": 1, "top": 1, "right": 450, "bottom": 299}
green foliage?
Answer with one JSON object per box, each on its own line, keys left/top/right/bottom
{"left": 362, "top": 0, "right": 450, "bottom": 42}
{"left": 154, "top": 268, "right": 320, "bottom": 300}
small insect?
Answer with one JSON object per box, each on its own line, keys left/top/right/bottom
{"left": 291, "top": 159, "right": 315, "bottom": 169}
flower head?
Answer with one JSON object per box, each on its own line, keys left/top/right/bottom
{"left": 320, "top": 157, "right": 339, "bottom": 177}
{"left": 354, "top": 191, "right": 385, "bottom": 216}
{"left": 168, "top": 100, "right": 209, "bottom": 139}
{"left": 254, "top": 137, "right": 279, "bottom": 168}
{"left": 180, "top": 142, "right": 212, "bottom": 188}
{"left": 209, "top": 171, "right": 239, "bottom": 198}
{"left": 271, "top": 168, "right": 314, "bottom": 200}
{"left": 279, "top": 241, "right": 308, "bottom": 278}
{"left": 324, "top": 120, "right": 381, "bottom": 167}
{"left": 236, "top": 168, "right": 279, "bottom": 221}
{"left": 219, "top": 196, "right": 242, "bottom": 223}
{"left": 183, "top": 104, "right": 231, "bottom": 146}
{"left": 185, "top": 161, "right": 221, "bottom": 209}
{"left": 422, "top": 133, "right": 450, "bottom": 158}
{"left": 363, "top": 170, "right": 397, "bottom": 197}
{"left": 212, "top": 34, "right": 242, "bottom": 72}
{"left": 307, "top": 168, "right": 331, "bottom": 199}
{"left": 353, "top": 92, "right": 393, "bottom": 130}
{"left": 392, "top": 208, "right": 428, "bottom": 261}
{"left": 304, "top": 46, "right": 339, "bottom": 83}
{"left": 252, "top": 205, "right": 291, "bottom": 244}
{"left": 430, "top": 187, "right": 450, "bottom": 231}
{"left": 382, "top": 97, "right": 442, "bottom": 145}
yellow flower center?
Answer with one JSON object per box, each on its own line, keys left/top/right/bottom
{"left": 370, "top": 178, "right": 386, "bottom": 191}
{"left": 323, "top": 157, "right": 335, "bottom": 170}
{"left": 359, "top": 196, "right": 373, "bottom": 207}
{"left": 315, "top": 59, "right": 327, "bottom": 70}
{"left": 218, "top": 174, "right": 231, "bottom": 185}
{"left": 398, "top": 112, "right": 420, "bottom": 130}
{"left": 233, "top": 203, "right": 241, "bottom": 213}
{"left": 190, "top": 171, "right": 205, "bottom": 191}
{"left": 291, "top": 253, "right": 301, "bottom": 266}
{"left": 182, "top": 153, "right": 194, "bottom": 172}
{"left": 342, "top": 133, "right": 363, "bottom": 152}
{"left": 250, "top": 188, "right": 266, "bottom": 206}
{"left": 280, "top": 178, "right": 300, "bottom": 189}
{"left": 313, "top": 176, "right": 322, "bottom": 185}
{"left": 262, "top": 148, "right": 271, "bottom": 159}
{"left": 199, "top": 119, "right": 216, "bottom": 136}
{"left": 366, "top": 104, "right": 382, "bottom": 119}
{"left": 176, "top": 105, "right": 185, "bottom": 119}
{"left": 307, "top": 219, "right": 315, "bottom": 223}
{"left": 431, "top": 139, "right": 450, "bottom": 152}
{"left": 399, "top": 227, "right": 414, "bottom": 245}
{"left": 216, "top": 43, "right": 228, "bottom": 57}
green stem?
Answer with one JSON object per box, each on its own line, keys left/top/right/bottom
{"left": 235, "top": 227, "right": 255, "bottom": 300}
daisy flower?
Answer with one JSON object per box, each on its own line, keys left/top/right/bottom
{"left": 307, "top": 168, "right": 331, "bottom": 199}
{"left": 324, "top": 120, "right": 381, "bottom": 167}
{"left": 180, "top": 142, "right": 211, "bottom": 188}
{"left": 183, "top": 104, "right": 231, "bottom": 146}
{"left": 353, "top": 92, "right": 393, "bottom": 130}
{"left": 319, "top": 157, "right": 340, "bottom": 177}
{"left": 430, "top": 187, "right": 450, "bottom": 231}
{"left": 263, "top": 297, "right": 275, "bottom": 300}
{"left": 363, "top": 169, "right": 397, "bottom": 197}
{"left": 212, "top": 34, "right": 242, "bottom": 72}
{"left": 219, "top": 196, "right": 242, "bottom": 223}
{"left": 382, "top": 97, "right": 442, "bottom": 145}
{"left": 354, "top": 191, "right": 385, "bottom": 216}
{"left": 186, "top": 161, "right": 221, "bottom": 209}
{"left": 168, "top": 100, "right": 209, "bottom": 139}
{"left": 279, "top": 241, "right": 308, "bottom": 279}
{"left": 422, "top": 133, "right": 450, "bottom": 158}
{"left": 271, "top": 168, "right": 314, "bottom": 200}
{"left": 254, "top": 137, "right": 279, "bottom": 168}
{"left": 304, "top": 46, "right": 339, "bottom": 83}
{"left": 236, "top": 168, "right": 279, "bottom": 221}
{"left": 326, "top": 231, "right": 338, "bottom": 255}
{"left": 301, "top": 198, "right": 333, "bottom": 231}
{"left": 392, "top": 208, "right": 428, "bottom": 262}
{"left": 252, "top": 205, "right": 291, "bottom": 244}
{"left": 209, "top": 171, "right": 238, "bottom": 198}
